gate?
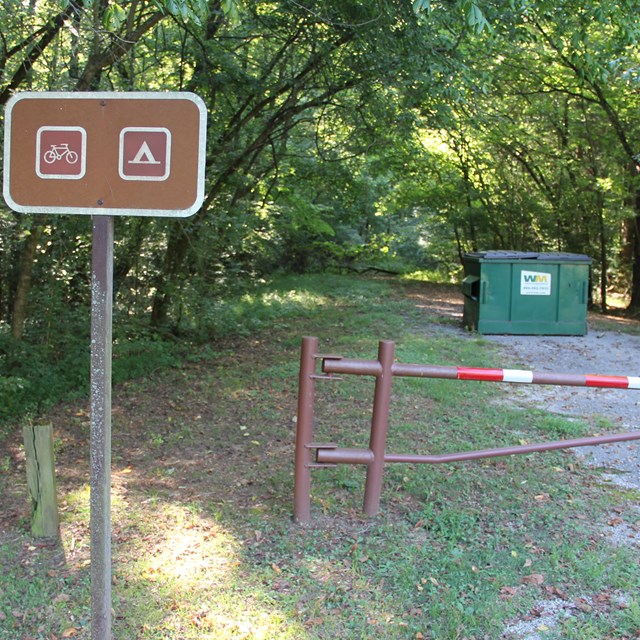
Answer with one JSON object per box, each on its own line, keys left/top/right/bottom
{"left": 294, "top": 336, "right": 640, "bottom": 523}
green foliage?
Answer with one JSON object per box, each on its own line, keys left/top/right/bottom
{"left": 2, "top": 0, "right": 640, "bottom": 353}
{"left": 102, "top": 2, "right": 128, "bottom": 30}
{"left": 0, "top": 316, "right": 90, "bottom": 423}
{"left": 0, "top": 310, "right": 183, "bottom": 425}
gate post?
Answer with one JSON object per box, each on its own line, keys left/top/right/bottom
{"left": 294, "top": 336, "right": 318, "bottom": 523}
{"left": 363, "top": 340, "right": 395, "bottom": 516}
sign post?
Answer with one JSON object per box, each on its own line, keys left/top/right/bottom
{"left": 90, "top": 215, "right": 114, "bottom": 639}
{"left": 3, "top": 92, "right": 207, "bottom": 639}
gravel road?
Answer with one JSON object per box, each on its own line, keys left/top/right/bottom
{"left": 485, "top": 331, "right": 640, "bottom": 490}
{"left": 412, "top": 284, "right": 640, "bottom": 639}
{"left": 413, "top": 283, "right": 640, "bottom": 489}
{"left": 485, "top": 333, "right": 640, "bottom": 640}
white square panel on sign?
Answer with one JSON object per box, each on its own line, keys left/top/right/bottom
{"left": 36, "top": 126, "right": 87, "bottom": 180}
{"left": 119, "top": 127, "right": 171, "bottom": 181}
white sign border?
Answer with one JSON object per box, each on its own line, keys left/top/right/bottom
{"left": 3, "top": 91, "right": 207, "bottom": 218}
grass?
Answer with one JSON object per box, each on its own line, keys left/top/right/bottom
{"left": 1, "top": 274, "right": 639, "bottom": 639}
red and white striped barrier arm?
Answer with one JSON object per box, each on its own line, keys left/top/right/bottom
{"left": 323, "top": 357, "right": 640, "bottom": 389}
{"left": 457, "top": 367, "right": 640, "bottom": 389}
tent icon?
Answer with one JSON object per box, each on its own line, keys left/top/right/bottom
{"left": 119, "top": 127, "right": 171, "bottom": 181}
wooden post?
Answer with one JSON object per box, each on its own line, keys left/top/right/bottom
{"left": 23, "top": 423, "right": 60, "bottom": 539}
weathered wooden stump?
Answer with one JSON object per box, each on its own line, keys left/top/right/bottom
{"left": 23, "top": 423, "right": 60, "bottom": 539}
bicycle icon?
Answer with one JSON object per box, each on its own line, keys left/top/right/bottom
{"left": 43, "top": 143, "right": 78, "bottom": 164}
{"left": 36, "top": 126, "right": 86, "bottom": 180}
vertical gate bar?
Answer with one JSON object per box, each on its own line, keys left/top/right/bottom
{"left": 294, "top": 336, "right": 318, "bottom": 523}
{"left": 363, "top": 340, "right": 395, "bottom": 517}
{"left": 90, "top": 215, "right": 114, "bottom": 640}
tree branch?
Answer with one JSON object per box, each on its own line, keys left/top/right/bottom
{"left": 75, "top": 9, "right": 165, "bottom": 90}
{"left": 0, "top": 1, "right": 84, "bottom": 105}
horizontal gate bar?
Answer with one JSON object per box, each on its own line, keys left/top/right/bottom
{"left": 323, "top": 358, "right": 640, "bottom": 389}
{"left": 296, "top": 337, "right": 640, "bottom": 522}
{"left": 316, "top": 430, "right": 640, "bottom": 466}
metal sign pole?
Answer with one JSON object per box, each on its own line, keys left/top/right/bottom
{"left": 90, "top": 215, "right": 114, "bottom": 640}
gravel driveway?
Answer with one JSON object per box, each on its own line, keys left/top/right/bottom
{"left": 485, "top": 332, "right": 640, "bottom": 640}
{"left": 485, "top": 331, "right": 640, "bottom": 491}
{"left": 411, "top": 283, "right": 640, "bottom": 639}
{"left": 412, "top": 283, "right": 640, "bottom": 490}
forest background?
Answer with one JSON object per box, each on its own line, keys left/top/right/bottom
{"left": 1, "top": 0, "right": 639, "bottom": 423}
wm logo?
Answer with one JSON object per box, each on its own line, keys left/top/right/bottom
{"left": 522, "top": 273, "right": 549, "bottom": 283}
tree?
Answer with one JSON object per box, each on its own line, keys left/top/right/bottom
{"left": 3, "top": 0, "right": 640, "bottom": 339}
{"left": 146, "top": 0, "right": 477, "bottom": 325}
{"left": 417, "top": 0, "right": 640, "bottom": 308}
{"left": 0, "top": 0, "right": 221, "bottom": 337}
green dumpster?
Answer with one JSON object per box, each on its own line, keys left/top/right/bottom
{"left": 462, "top": 251, "right": 591, "bottom": 335}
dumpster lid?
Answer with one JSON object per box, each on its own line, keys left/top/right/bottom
{"left": 535, "top": 252, "right": 591, "bottom": 262}
{"left": 465, "top": 251, "right": 591, "bottom": 262}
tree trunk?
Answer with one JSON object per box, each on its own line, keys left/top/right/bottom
{"left": 11, "top": 218, "right": 46, "bottom": 341}
{"left": 625, "top": 162, "right": 640, "bottom": 311}
{"left": 627, "top": 217, "right": 640, "bottom": 311}
{"left": 597, "top": 202, "right": 607, "bottom": 312}
{"left": 150, "top": 223, "right": 191, "bottom": 327}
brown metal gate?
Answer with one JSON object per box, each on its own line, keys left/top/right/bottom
{"left": 294, "top": 336, "right": 640, "bottom": 523}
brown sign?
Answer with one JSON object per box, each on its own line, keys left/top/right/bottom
{"left": 3, "top": 92, "right": 207, "bottom": 217}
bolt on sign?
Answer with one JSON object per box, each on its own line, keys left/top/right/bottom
{"left": 3, "top": 92, "right": 207, "bottom": 217}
